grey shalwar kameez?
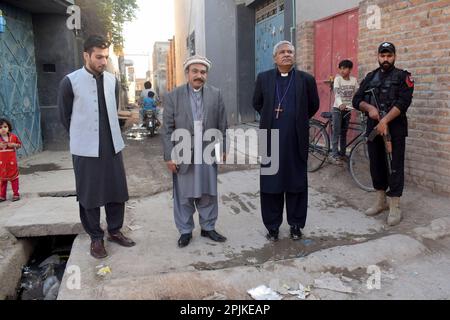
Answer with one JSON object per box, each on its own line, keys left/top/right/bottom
{"left": 172, "top": 86, "right": 219, "bottom": 234}
{"left": 173, "top": 86, "right": 219, "bottom": 234}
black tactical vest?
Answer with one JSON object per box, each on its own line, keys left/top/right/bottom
{"left": 367, "top": 68, "right": 404, "bottom": 112}
{"left": 363, "top": 67, "right": 409, "bottom": 137}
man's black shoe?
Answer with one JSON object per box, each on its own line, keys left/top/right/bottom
{"left": 178, "top": 233, "right": 192, "bottom": 248}
{"left": 290, "top": 225, "right": 303, "bottom": 241}
{"left": 201, "top": 230, "right": 227, "bottom": 242}
{"left": 266, "top": 229, "right": 279, "bottom": 242}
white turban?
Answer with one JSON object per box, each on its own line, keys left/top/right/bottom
{"left": 183, "top": 55, "right": 212, "bottom": 71}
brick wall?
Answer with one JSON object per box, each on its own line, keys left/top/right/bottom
{"left": 358, "top": 0, "right": 450, "bottom": 195}
{"left": 296, "top": 21, "right": 315, "bottom": 74}
{"left": 296, "top": 0, "right": 450, "bottom": 195}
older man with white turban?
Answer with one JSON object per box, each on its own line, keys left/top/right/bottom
{"left": 162, "top": 55, "right": 228, "bottom": 248}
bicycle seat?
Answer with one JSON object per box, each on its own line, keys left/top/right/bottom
{"left": 321, "top": 112, "right": 333, "bottom": 119}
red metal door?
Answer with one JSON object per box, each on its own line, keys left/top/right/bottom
{"left": 314, "top": 9, "right": 359, "bottom": 121}
{"left": 314, "top": 18, "right": 334, "bottom": 120}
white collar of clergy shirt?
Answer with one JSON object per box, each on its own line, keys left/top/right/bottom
{"left": 279, "top": 67, "right": 295, "bottom": 77}
{"left": 189, "top": 84, "right": 203, "bottom": 94}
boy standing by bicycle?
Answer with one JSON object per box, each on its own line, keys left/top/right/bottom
{"left": 331, "top": 60, "right": 359, "bottom": 163}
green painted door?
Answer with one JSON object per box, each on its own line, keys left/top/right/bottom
{"left": 0, "top": 3, "right": 42, "bottom": 156}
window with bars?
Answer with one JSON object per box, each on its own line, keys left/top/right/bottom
{"left": 255, "top": 0, "right": 285, "bottom": 23}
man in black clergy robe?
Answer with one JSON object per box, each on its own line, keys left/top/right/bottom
{"left": 253, "top": 40, "right": 320, "bottom": 241}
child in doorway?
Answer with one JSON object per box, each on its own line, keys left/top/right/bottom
{"left": 0, "top": 118, "right": 22, "bottom": 202}
{"left": 331, "top": 60, "right": 359, "bottom": 163}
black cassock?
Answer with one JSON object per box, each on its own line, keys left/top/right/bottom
{"left": 253, "top": 68, "right": 319, "bottom": 231}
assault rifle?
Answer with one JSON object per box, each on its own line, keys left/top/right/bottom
{"left": 366, "top": 88, "right": 393, "bottom": 175}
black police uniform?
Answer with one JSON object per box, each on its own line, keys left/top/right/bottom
{"left": 353, "top": 66, "right": 414, "bottom": 197}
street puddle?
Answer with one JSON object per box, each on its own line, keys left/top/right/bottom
{"left": 191, "top": 233, "right": 388, "bottom": 271}
{"left": 125, "top": 124, "right": 151, "bottom": 141}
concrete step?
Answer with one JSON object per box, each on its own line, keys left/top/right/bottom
{"left": 19, "top": 170, "right": 76, "bottom": 197}
{"left": 4, "top": 197, "right": 83, "bottom": 238}
{"left": 57, "top": 234, "right": 427, "bottom": 300}
{"left": 0, "top": 227, "right": 33, "bottom": 299}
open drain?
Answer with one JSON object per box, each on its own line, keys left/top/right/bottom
{"left": 17, "top": 235, "right": 76, "bottom": 300}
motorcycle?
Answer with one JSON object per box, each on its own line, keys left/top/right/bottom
{"left": 143, "top": 109, "right": 160, "bottom": 137}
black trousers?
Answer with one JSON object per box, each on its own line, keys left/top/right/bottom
{"left": 368, "top": 135, "right": 406, "bottom": 197}
{"left": 79, "top": 203, "right": 125, "bottom": 241}
{"left": 261, "top": 192, "right": 308, "bottom": 231}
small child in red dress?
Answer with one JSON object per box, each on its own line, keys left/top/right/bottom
{"left": 0, "top": 118, "right": 22, "bottom": 202}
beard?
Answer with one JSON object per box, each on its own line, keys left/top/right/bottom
{"left": 379, "top": 60, "right": 395, "bottom": 71}
{"left": 89, "top": 61, "right": 105, "bottom": 74}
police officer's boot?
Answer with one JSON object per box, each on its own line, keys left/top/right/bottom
{"left": 365, "top": 190, "right": 389, "bottom": 216}
{"left": 387, "top": 197, "right": 402, "bottom": 226}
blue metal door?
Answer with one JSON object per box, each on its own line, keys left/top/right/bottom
{"left": 0, "top": 4, "right": 42, "bottom": 157}
{"left": 255, "top": 0, "right": 285, "bottom": 76}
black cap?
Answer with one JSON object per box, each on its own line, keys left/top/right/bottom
{"left": 378, "top": 42, "right": 396, "bottom": 54}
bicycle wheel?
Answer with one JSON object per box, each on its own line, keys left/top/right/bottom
{"left": 349, "top": 139, "right": 375, "bottom": 192}
{"left": 308, "top": 121, "right": 329, "bottom": 172}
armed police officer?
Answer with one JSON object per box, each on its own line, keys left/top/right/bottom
{"left": 353, "top": 42, "right": 414, "bottom": 226}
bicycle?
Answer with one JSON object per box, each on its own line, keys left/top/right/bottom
{"left": 308, "top": 109, "right": 375, "bottom": 192}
